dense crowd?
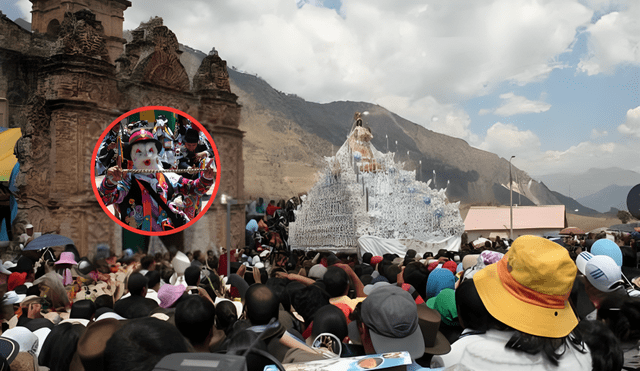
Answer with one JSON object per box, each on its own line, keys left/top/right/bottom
{"left": 0, "top": 229, "right": 637, "bottom": 370}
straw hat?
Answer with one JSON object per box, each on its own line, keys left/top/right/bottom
{"left": 473, "top": 235, "right": 577, "bottom": 338}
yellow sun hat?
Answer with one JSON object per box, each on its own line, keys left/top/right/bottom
{"left": 473, "top": 235, "right": 578, "bottom": 338}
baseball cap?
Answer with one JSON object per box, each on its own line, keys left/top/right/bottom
{"left": 591, "top": 239, "right": 623, "bottom": 267}
{"left": 360, "top": 285, "right": 425, "bottom": 359}
{"left": 307, "top": 264, "right": 327, "bottom": 280}
{"left": 584, "top": 255, "right": 624, "bottom": 292}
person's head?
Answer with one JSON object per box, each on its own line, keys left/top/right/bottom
{"left": 360, "top": 285, "right": 425, "bottom": 359}
{"left": 362, "top": 252, "right": 373, "bottom": 265}
{"left": 38, "top": 323, "right": 86, "bottom": 371}
{"left": 406, "top": 249, "right": 417, "bottom": 259}
{"left": 290, "top": 285, "right": 330, "bottom": 325}
{"left": 576, "top": 320, "right": 623, "bottom": 371}
{"left": 598, "top": 295, "right": 640, "bottom": 342}
{"left": 104, "top": 317, "right": 191, "bottom": 371}
{"left": 70, "top": 299, "right": 96, "bottom": 320}
{"left": 265, "top": 277, "right": 291, "bottom": 312}
{"left": 384, "top": 264, "right": 402, "bottom": 284}
{"left": 125, "top": 128, "right": 162, "bottom": 170}
{"left": 184, "top": 129, "right": 199, "bottom": 151}
{"left": 226, "top": 330, "right": 271, "bottom": 371}
{"left": 244, "top": 284, "right": 279, "bottom": 326}
{"left": 426, "top": 268, "right": 455, "bottom": 299}
{"left": 127, "top": 273, "right": 148, "bottom": 297}
{"left": 140, "top": 255, "right": 155, "bottom": 271}
{"left": 311, "top": 304, "right": 348, "bottom": 341}
{"left": 184, "top": 266, "right": 201, "bottom": 287}
{"left": 323, "top": 266, "right": 349, "bottom": 298}
{"left": 94, "top": 294, "right": 114, "bottom": 310}
{"left": 215, "top": 300, "right": 238, "bottom": 334}
{"left": 145, "top": 270, "right": 161, "bottom": 291}
{"left": 175, "top": 295, "right": 216, "bottom": 348}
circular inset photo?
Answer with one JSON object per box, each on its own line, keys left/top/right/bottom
{"left": 91, "top": 106, "right": 220, "bottom": 236}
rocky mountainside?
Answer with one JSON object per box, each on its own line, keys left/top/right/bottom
{"left": 227, "top": 69, "right": 562, "bottom": 206}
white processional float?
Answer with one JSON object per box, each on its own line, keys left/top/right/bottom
{"left": 288, "top": 112, "right": 465, "bottom": 258}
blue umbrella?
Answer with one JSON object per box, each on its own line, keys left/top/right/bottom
{"left": 23, "top": 234, "right": 74, "bottom": 251}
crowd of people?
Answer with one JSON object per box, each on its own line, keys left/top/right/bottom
{"left": 0, "top": 228, "right": 637, "bottom": 370}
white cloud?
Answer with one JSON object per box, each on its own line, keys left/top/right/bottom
{"left": 478, "top": 122, "right": 541, "bottom": 159}
{"left": 590, "top": 128, "right": 608, "bottom": 138}
{"left": 480, "top": 92, "right": 551, "bottom": 116}
{"left": 578, "top": 2, "right": 640, "bottom": 75}
{"left": 121, "top": 0, "right": 592, "bottom": 109}
{"left": 618, "top": 106, "right": 640, "bottom": 138}
{"left": 15, "top": 0, "right": 31, "bottom": 21}
{"left": 474, "top": 122, "right": 628, "bottom": 176}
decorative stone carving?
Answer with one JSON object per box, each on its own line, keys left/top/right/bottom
{"left": 55, "top": 10, "right": 110, "bottom": 63}
{"left": 117, "top": 17, "right": 190, "bottom": 91}
{"left": 194, "top": 53, "right": 231, "bottom": 92}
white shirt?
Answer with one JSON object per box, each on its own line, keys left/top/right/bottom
{"left": 434, "top": 329, "right": 591, "bottom": 371}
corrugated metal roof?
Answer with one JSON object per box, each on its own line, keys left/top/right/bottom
{"left": 464, "top": 205, "right": 565, "bottom": 231}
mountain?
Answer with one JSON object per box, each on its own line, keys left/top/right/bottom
{"left": 227, "top": 69, "right": 562, "bottom": 205}
{"left": 550, "top": 191, "right": 600, "bottom": 216}
{"left": 537, "top": 168, "right": 640, "bottom": 200}
{"left": 576, "top": 184, "right": 633, "bottom": 213}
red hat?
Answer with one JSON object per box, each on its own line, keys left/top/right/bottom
{"left": 370, "top": 256, "right": 383, "bottom": 265}
{"left": 124, "top": 128, "right": 161, "bottom": 160}
{"left": 442, "top": 261, "right": 457, "bottom": 274}
{"left": 8, "top": 272, "right": 27, "bottom": 292}
{"left": 428, "top": 261, "right": 440, "bottom": 272}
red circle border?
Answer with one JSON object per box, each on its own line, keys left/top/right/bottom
{"left": 90, "top": 106, "right": 221, "bottom": 236}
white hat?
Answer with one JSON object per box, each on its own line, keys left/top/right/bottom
{"left": 33, "top": 328, "right": 50, "bottom": 358}
{"left": 171, "top": 252, "right": 190, "bottom": 275}
{"left": 3, "top": 292, "right": 26, "bottom": 305}
{"left": 0, "top": 261, "right": 11, "bottom": 275}
{"left": 252, "top": 255, "right": 261, "bottom": 265}
{"left": 3, "top": 327, "right": 38, "bottom": 355}
{"left": 576, "top": 252, "right": 594, "bottom": 275}
{"left": 254, "top": 262, "right": 264, "bottom": 269}
{"left": 95, "top": 311, "right": 126, "bottom": 321}
{"left": 3, "top": 261, "right": 16, "bottom": 270}
{"left": 584, "top": 255, "right": 624, "bottom": 292}
{"left": 260, "top": 250, "right": 270, "bottom": 258}
{"left": 308, "top": 264, "right": 327, "bottom": 280}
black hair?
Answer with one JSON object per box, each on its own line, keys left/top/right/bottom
{"left": 140, "top": 255, "right": 155, "bottom": 270}
{"left": 226, "top": 330, "right": 272, "bottom": 371}
{"left": 216, "top": 300, "right": 238, "bottom": 335}
{"left": 184, "top": 266, "right": 201, "bottom": 286}
{"left": 69, "top": 299, "right": 96, "bottom": 320}
{"left": 245, "top": 284, "right": 279, "bottom": 326}
{"left": 94, "top": 294, "right": 114, "bottom": 310}
{"left": 406, "top": 249, "right": 417, "bottom": 259}
{"left": 265, "top": 277, "right": 291, "bottom": 312}
{"left": 145, "top": 270, "right": 161, "bottom": 289}
{"left": 598, "top": 295, "right": 640, "bottom": 342}
{"left": 323, "top": 266, "right": 349, "bottom": 298}
{"left": 311, "top": 304, "right": 347, "bottom": 340}
{"left": 576, "top": 320, "right": 623, "bottom": 371}
{"left": 290, "top": 285, "right": 330, "bottom": 325}
{"left": 384, "top": 264, "right": 402, "bottom": 284}
{"left": 38, "top": 323, "right": 86, "bottom": 371}
{"left": 362, "top": 252, "right": 373, "bottom": 264}
{"left": 126, "top": 273, "right": 148, "bottom": 296}
{"left": 175, "top": 295, "right": 216, "bottom": 347}
{"left": 104, "top": 317, "right": 192, "bottom": 371}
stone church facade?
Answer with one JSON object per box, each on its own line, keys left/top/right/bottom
{"left": 0, "top": 0, "right": 245, "bottom": 257}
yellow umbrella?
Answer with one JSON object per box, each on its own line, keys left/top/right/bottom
{"left": 0, "top": 128, "right": 21, "bottom": 181}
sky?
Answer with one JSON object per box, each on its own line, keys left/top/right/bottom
{"left": 5, "top": 0, "right": 640, "bottom": 178}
